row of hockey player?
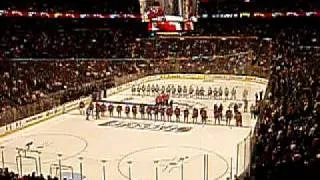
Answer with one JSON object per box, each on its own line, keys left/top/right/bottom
{"left": 80, "top": 102, "right": 259, "bottom": 126}
{"left": 132, "top": 84, "right": 249, "bottom": 100}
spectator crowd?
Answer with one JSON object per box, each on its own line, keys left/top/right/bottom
{"left": 0, "top": 1, "right": 320, "bottom": 179}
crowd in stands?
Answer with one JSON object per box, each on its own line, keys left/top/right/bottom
{"left": 0, "top": 0, "right": 140, "bottom": 13}
{"left": 198, "top": 0, "right": 320, "bottom": 14}
{"left": 0, "top": 7, "right": 319, "bottom": 180}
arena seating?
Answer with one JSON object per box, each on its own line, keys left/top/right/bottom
{"left": 0, "top": 5, "right": 319, "bottom": 180}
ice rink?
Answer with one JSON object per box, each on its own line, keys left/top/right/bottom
{"left": 0, "top": 75, "right": 267, "bottom": 180}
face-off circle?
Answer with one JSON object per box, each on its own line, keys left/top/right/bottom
{"left": 118, "top": 146, "right": 229, "bottom": 180}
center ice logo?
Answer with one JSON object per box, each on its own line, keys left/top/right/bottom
{"left": 99, "top": 120, "right": 192, "bottom": 133}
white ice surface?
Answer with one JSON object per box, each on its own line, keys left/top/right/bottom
{"left": 0, "top": 77, "right": 267, "bottom": 180}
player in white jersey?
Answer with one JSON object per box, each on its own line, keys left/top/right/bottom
{"left": 146, "top": 84, "right": 151, "bottom": 96}
{"left": 231, "top": 87, "right": 237, "bottom": 100}
{"left": 207, "top": 87, "right": 213, "bottom": 99}
{"left": 213, "top": 87, "right": 218, "bottom": 100}
{"left": 189, "top": 85, "right": 194, "bottom": 98}
{"left": 183, "top": 85, "right": 188, "bottom": 97}
{"left": 218, "top": 87, "right": 223, "bottom": 100}
{"left": 131, "top": 84, "right": 136, "bottom": 96}
{"left": 224, "top": 87, "right": 229, "bottom": 100}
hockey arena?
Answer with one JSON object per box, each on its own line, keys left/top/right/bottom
{"left": 0, "top": 74, "right": 267, "bottom": 180}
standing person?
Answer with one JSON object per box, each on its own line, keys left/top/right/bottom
{"left": 183, "top": 108, "right": 189, "bottom": 123}
{"left": 224, "top": 87, "right": 229, "bottom": 100}
{"left": 174, "top": 106, "right": 181, "bottom": 122}
{"left": 160, "top": 106, "right": 165, "bottom": 121}
{"left": 235, "top": 111, "right": 242, "bottom": 127}
{"left": 218, "top": 104, "right": 223, "bottom": 123}
{"left": 200, "top": 108, "right": 207, "bottom": 124}
{"left": 89, "top": 102, "right": 94, "bottom": 118}
{"left": 166, "top": 106, "right": 173, "bottom": 122}
{"left": 116, "top": 105, "right": 122, "bottom": 118}
{"left": 86, "top": 108, "right": 90, "bottom": 120}
{"left": 79, "top": 101, "right": 85, "bottom": 115}
{"left": 225, "top": 108, "right": 233, "bottom": 126}
{"left": 125, "top": 105, "right": 130, "bottom": 118}
{"left": 108, "top": 103, "right": 114, "bottom": 117}
{"left": 147, "top": 105, "right": 152, "bottom": 120}
{"left": 218, "top": 87, "right": 223, "bottom": 100}
{"left": 139, "top": 104, "right": 145, "bottom": 119}
{"left": 231, "top": 87, "right": 237, "bottom": 100}
{"left": 95, "top": 103, "right": 100, "bottom": 120}
{"left": 255, "top": 92, "right": 259, "bottom": 103}
{"left": 154, "top": 106, "right": 159, "bottom": 121}
{"left": 132, "top": 105, "right": 137, "bottom": 119}
{"left": 192, "top": 108, "right": 198, "bottom": 123}
{"left": 214, "top": 104, "right": 220, "bottom": 124}
{"left": 101, "top": 103, "right": 106, "bottom": 117}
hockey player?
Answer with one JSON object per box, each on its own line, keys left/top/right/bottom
{"left": 137, "top": 85, "right": 141, "bottom": 96}
{"left": 154, "top": 106, "right": 159, "bottom": 121}
{"left": 218, "top": 104, "right": 223, "bottom": 122}
{"left": 146, "top": 84, "right": 151, "bottom": 96}
{"left": 214, "top": 104, "right": 220, "bottom": 124}
{"left": 183, "top": 85, "right": 188, "bottom": 97}
{"left": 226, "top": 108, "right": 233, "bottom": 126}
{"left": 177, "top": 85, "right": 182, "bottom": 98}
{"left": 101, "top": 103, "right": 106, "bottom": 117}
{"left": 151, "top": 84, "right": 155, "bottom": 95}
{"left": 147, "top": 105, "right": 152, "bottom": 120}
{"left": 141, "top": 84, "right": 146, "bottom": 96}
{"left": 166, "top": 106, "right": 173, "bottom": 122}
{"left": 155, "top": 84, "right": 159, "bottom": 94}
{"left": 189, "top": 85, "right": 194, "bottom": 98}
{"left": 166, "top": 85, "right": 171, "bottom": 95}
{"left": 160, "top": 106, "right": 165, "bottom": 121}
{"left": 174, "top": 106, "right": 181, "bottom": 122}
{"left": 224, "top": 87, "right": 229, "bottom": 100}
{"left": 125, "top": 105, "right": 130, "bottom": 118}
{"left": 161, "top": 85, "right": 165, "bottom": 93}
{"left": 108, "top": 104, "right": 114, "bottom": 117}
{"left": 208, "top": 87, "right": 213, "bottom": 99}
{"left": 116, "top": 105, "right": 122, "bottom": 118}
{"left": 192, "top": 108, "right": 198, "bottom": 123}
{"left": 79, "top": 101, "right": 85, "bottom": 115}
{"left": 171, "top": 86, "right": 176, "bottom": 97}
{"left": 95, "top": 103, "right": 100, "bottom": 120}
{"left": 200, "top": 86, "right": 205, "bottom": 99}
{"left": 131, "top": 85, "right": 136, "bottom": 96}
{"left": 86, "top": 108, "right": 90, "bottom": 120}
{"left": 234, "top": 103, "right": 239, "bottom": 113}
{"left": 213, "top": 87, "right": 218, "bottom": 100}
{"left": 139, "top": 104, "right": 145, "bottom": 119}
{"left": 132, "top": 105, "right": 137, "bottom": 119}
{"left": 231, "top": 87, "right": 237, "bottom": 100}
{"left": 200, "top": 108, "right": 207, "bottom": 124}
{"left": 218, "top": 87, "right": 223, "bottom": 100}
{"left": 183, "top": 108, "right": 189, "bottom": 123}
{"left": 195, "top": 87, "right": 200, "bottom": 99}
{"left": 89, "top": 102, "right": 94, "bottom": 118}
{"left": 235, "top": 111, "right": 242, "bottom": 127}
